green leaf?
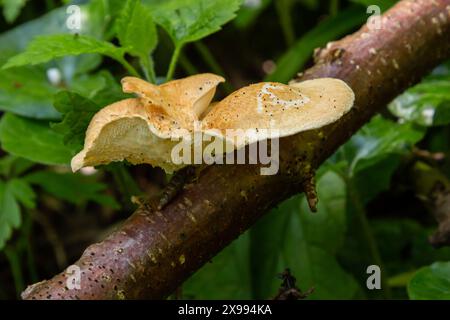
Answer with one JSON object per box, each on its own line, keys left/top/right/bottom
{"left": 408, "top": 262, "right": 450, "bottom": 300}
{"left": 183, "top": 232, "right": 252, "bottom": 299}
{"left": 0, "top": 180, "right": 21, "bottom": 250}
{"left": 250, "top": 171, "right": 360, "bottom": 299}
{"left": 0, "top": 56, "right": 118, "bottom": 120}
{"left": 51, "top": 73, "right": 130, "bottom": 151}
{"left": 24, "top": 171, "right": 119, "bottom": 209}
{"left": 2, "top": 0, "right": 28, "bottom": 23}
{"left": 8, "top": 178, "right": 36, "bottom": 209}
{"left": 350, "top": 156, "right": 401, "bottom": 203}
{"left": 2, "top": 34, "right": 127, "bottom": 70}
{"left": 334, "top": 115, "right": 425, "bottom": 176}
{"left": 0, "top": 1, "right": 115, "bottom": 74}
{"left": 116, "top": 0, "right": 157, "bottom": 59}
{"left": 149, "top": 0, "right": 242, "bottom": 46}
{"left": 0, "top": 62, "right": 60, "bottom": 119}
{"left": 389, "top": 70, "right": 450, "bottom": 126}
{"left": 0, "top": 1, "right": 131, "bottom": 120}
{"left": 0, "top": 0, "right": 117, "bottom": 48}
{"left": 266, "top": 6, "right": 367, "bottom": 83}
{"left": 51, "top": 91, "right": 102, "bottom": 150}
{"left": 0, "top": 113, "right": 76, "bottom": 166}
{"left": 0, "top": 2, "right": 119, "bottom": 120}
{"left": 0, "top": 155, "right": 34, "bottom": 178}
{"left": 329, "top": 115, "right": 425, "bottom": 204}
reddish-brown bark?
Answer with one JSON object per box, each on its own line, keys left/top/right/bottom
{"left": 22, "top": 0, "right": 450, "bottom": 299}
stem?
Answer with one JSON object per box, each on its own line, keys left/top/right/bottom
{"left": 347, "top": 178, "right": 391, "bottom": 299}
{"left": 45, "top": 0, "right": 56, "bottom": 10}
{"left": 194, "top": 41, "right": 234, "bottom": 94}
{"left": 179, "top": 52, "right": 199, "bottom": 75}
{"left": 20, "top": 213, "right": 38, "bottom": 282}
{"left": 117, "top": 57, "right": 140, "bottom": 77}
{"left": 30, "top": 210, "right": 67, "bottom": 269}
{"left": 166, "top": 45, "right": 183, "bottom": 81}
{"left": 108, "top": 163, "right": 142, "bottom": 204}
{"left": 147, "top": 57, "right": 157, "bottom": 83}
{"left": 388, "top": 270, "right": 417, "bottom": 288}
{"left": 139, "top": 55, "right": 156, "bottom": 83}
{"left": 4, "top": 246, "right": 24, "bottom": 298}
{"left": 329, "top": 0, "right": 339, "bottom": 16}
{"left": 275, "top": 0, "right": 295, "bottom": 47}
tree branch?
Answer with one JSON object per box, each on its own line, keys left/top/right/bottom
{"left": 22, "top": 0, "right": 450, "bottom": 300}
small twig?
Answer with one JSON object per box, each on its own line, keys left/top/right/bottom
{"left": 347, "top": 178, "right": 391, "bottom": 299}
{"left": 194, "top": 41, "right": 234, "bottom": 94}
{"left": 166, "top": 45, "right": 183, "bottom": 81}
{"left": 412, "top": 146, "right": 445, "bottom": 163}
{"left": 273, "top": 268, "right": 314, "bottom": 300}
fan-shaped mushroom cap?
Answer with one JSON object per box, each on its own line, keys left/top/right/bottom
{"left": 201, "top": 78, "right": 354, "bottom": 147}
{"left": 72, "top": 73, "right": 225, "bottom": 173}
{"left": 71, "top": 75, "right": 354, "bottom": 173}
{"left": 71, "top": 98, "right": 189, "bottom": 173}
{"left": 121, "top": 73, "right": 225, "bottom": 127}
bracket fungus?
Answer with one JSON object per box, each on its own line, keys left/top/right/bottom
{"left": 71, "top": 73, "right": 354, "bottom": 175}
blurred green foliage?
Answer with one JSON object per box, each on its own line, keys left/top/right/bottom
{"left": 0, "top": 0, "right": 449, "bottom": 300}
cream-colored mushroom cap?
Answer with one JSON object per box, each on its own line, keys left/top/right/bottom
{"left": 202, "top": 78, "right": 354, "bottom": 147}
{"left": 70, "top": 98, "right": 190, "bottom": 173}
{"left": 71, "top": 75, "right": 354, "bottom": 173}
{"left": 122, "top": 73, "right": 225, "bottom": 128}
{"left": 71, "top": 73, "right": 226, "bottom": 173}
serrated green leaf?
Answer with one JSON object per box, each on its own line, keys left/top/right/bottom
{"left": 51, "top": 91, "right": 102, "bottom": 151}
{"left": 0, "top": 113, "right": 76, "bottom": 166}
{"left": 8, "top": 178, "right": 35, "bottom": 209}
{"left": 51, "top": 72, "right": 130, "bottom": 151}
{"left": 0, "top": 1, "right": 114, "bottom": 75}
{"left": 0, "top": 2, "right": 117, "bottom": 120}
{"left": 24, "top": 171, "right": 119, "bottom": 209}
{"left": 0, "top": 1, "right": 130, "bottom": 121}
{"left": 2, "top": 34, "right": 127, "bottom": 70}
{"left": 116, "top": 0, "right": 157, "bottom": 59}
{"left": 0, "top": 155, "right": 34, "bottom": 178}
{"left": 149, "top": 0, "right": 242, "bottom": 46}
{"left": 408, "top": 262, "right": 450, "bottom": 300}
{"left": 0, "top": 180, "right": 21, "bottom": 250}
